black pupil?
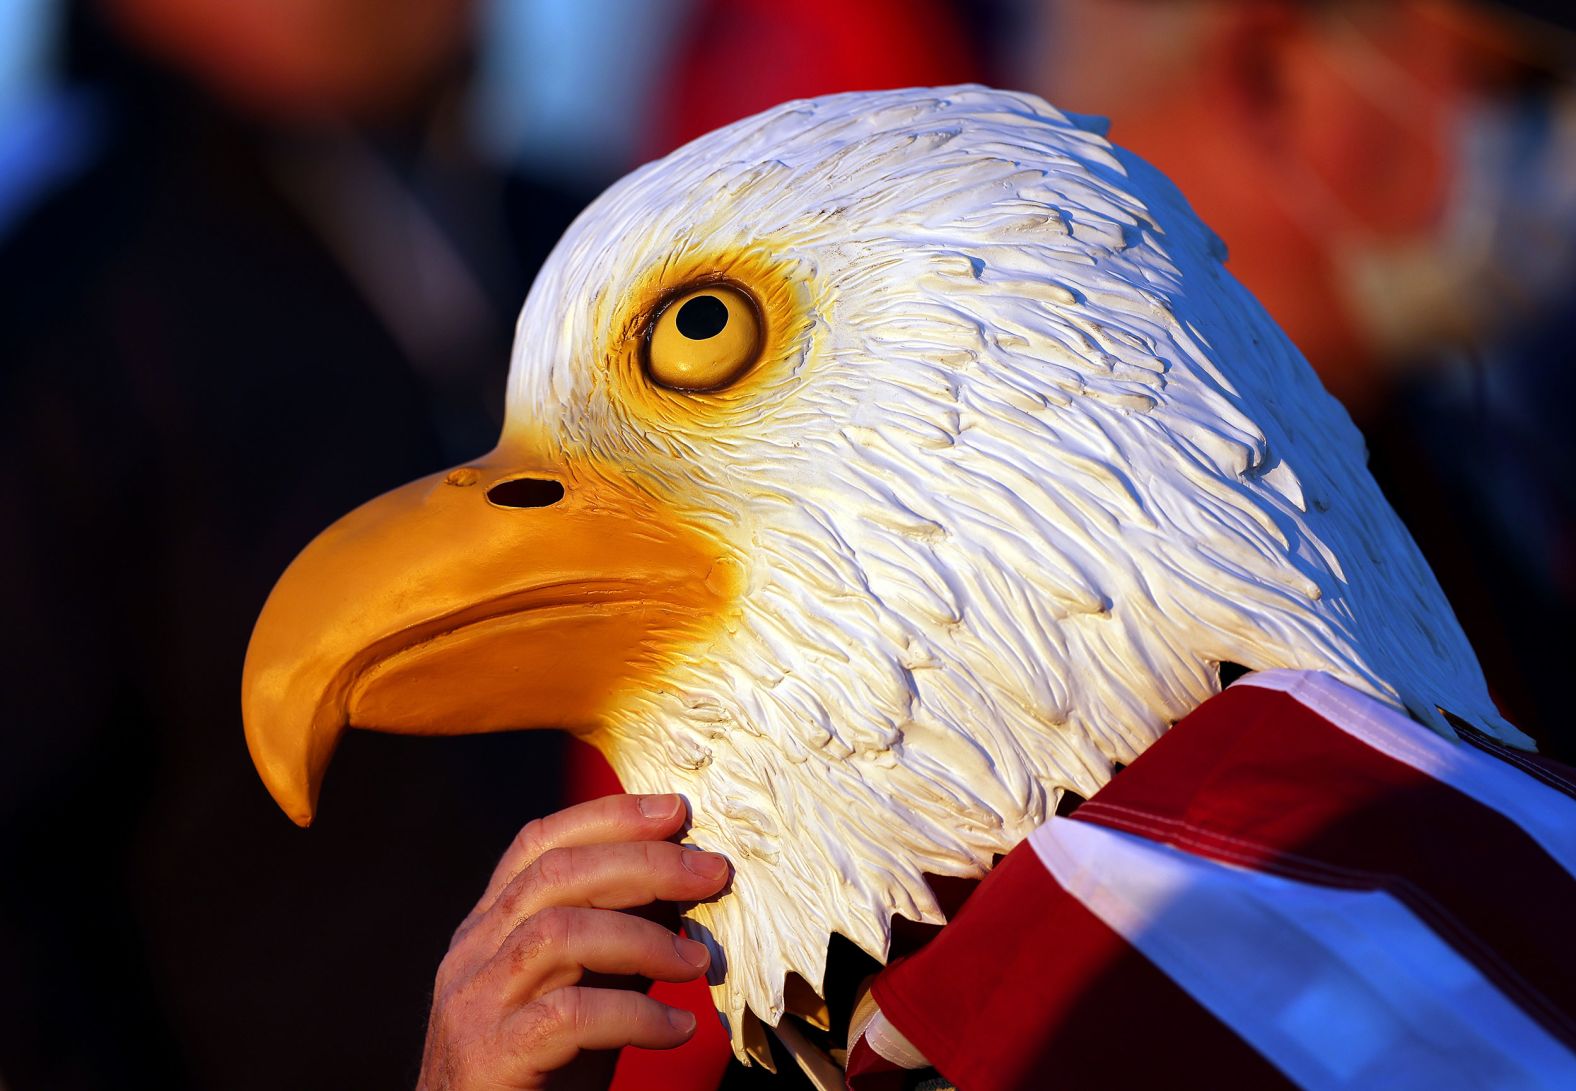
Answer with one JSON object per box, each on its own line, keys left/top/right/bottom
{"left": 675, "top": 294, "right": 730, "bottom": 340}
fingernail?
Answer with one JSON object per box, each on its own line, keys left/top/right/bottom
{"left": 682, "top": 850, "right": 729, "bottom": 881}
{"left": 668, "top": 1007, "right": 697, "bottom": 1034}
{"left": 639, "top": 795, "right": 680, "bottom": 819}
{"left": 674, "top": 935, "right": 710, "bottom": 970}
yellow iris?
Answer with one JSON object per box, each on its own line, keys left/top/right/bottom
{"left": 647, "top": 284, "right": 762, "bottom": 391}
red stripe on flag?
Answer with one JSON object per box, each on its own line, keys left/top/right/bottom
{"left": 867, "top": 837, "right": 1296, "bottom": 1091}
{"left": 1073, "top": 683, "right": 1576, "bottom": 1047}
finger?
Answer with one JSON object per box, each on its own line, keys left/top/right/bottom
{"left": 504, "top": 986, "right": 698, "bottom": 1072}
{"left": 482, "top": 842, "right": 730, "bottom": 951}
{"left": 482, "top": 906, "right": 710, "bottom": 1002}
{"left": 476, "top": 794, "right": 688, "bottom": 915}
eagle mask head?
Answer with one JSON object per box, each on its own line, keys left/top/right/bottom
{"left": 242, "top": 86, "right": 1523, "bottom": 1056}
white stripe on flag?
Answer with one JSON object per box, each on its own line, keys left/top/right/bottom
{"left": 1234, "top": 670, "right": 1576, "bottom": 878}
{"left": 1030, "top": 817, "right": 1576, "bottom": 1090}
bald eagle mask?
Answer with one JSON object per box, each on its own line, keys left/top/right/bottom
{"left": 242, "top": 86, "right": 1522, "bottom": 1056}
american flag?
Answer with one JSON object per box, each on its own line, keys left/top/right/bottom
{"left": 846, "top": 670, "right": 1576, "bottom": 1090}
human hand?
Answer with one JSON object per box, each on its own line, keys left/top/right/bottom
{"left": 416, "top": 794, "right": 729, "bottom": 1091}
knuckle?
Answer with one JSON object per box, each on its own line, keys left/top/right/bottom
{"left": 504, "top": 920, "right": 549, "bottom": 978}
{"left": 510, "top": 817, "right": 547, "bottom": 862}
{"left": 519, "top": 990, "right": 575, "bottom": 1052}
{"left": 512, "top": 1002, "right": 558, "bottom": 1055}
{"left": 489, "top": 883, "right": 521, "bottom": 923}
{"left": 505, "top": 908, "right": 569, "bottom": 976}
{"left": 533, "top": 905, "right": 575, "bottom": 947}
{"left": 532, "top": 846, "right": 575, "bottom": 890}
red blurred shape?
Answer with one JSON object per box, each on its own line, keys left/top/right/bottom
{"left": 648, "top": 0, "right": 983, "bottom": 159}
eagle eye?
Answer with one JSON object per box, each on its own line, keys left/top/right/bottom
{"left": 646, "top": 283, "right": 762, "bottom": 392}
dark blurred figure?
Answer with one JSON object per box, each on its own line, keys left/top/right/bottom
{"left": 0, "top": 2, "right": 588, "bottom": 1087}
{"left": 1018, "top": 0, "right": 1576, "bottom": 753}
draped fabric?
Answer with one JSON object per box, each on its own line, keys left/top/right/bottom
{"left": 851, "top": 672, "right": 1576, "bottom": 1090}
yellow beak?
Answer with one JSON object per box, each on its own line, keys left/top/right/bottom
{"left": 241, "top": 447, "right": 735, "bottom": 826}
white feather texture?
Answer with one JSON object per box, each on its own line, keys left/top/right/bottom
{"left": 502, "top": 85, "right": 1524, "bottom": 1054}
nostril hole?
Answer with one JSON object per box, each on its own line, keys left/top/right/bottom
{"left": 486, "top": 477, "right": 566, "bottom": 509}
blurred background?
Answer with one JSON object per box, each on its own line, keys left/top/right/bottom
{"left": 1, "top": 0, "right": 1571, "bottom": 1087}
